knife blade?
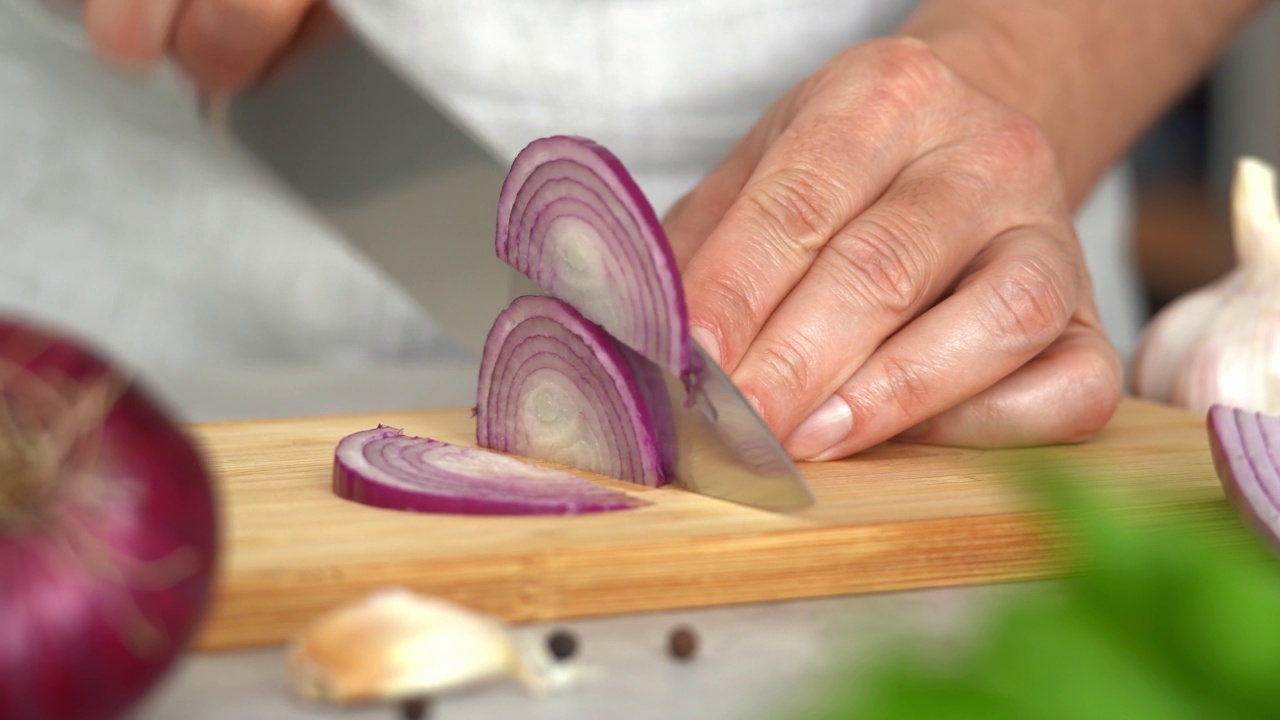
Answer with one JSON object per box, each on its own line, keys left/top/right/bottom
{"left": 209, "top": 20, "right": 814, "bottom": 511}
{"left": 207, "top": 30, "right": 535, "bottom": 358}
{"left": 672, "top": 345, "right": 816, "bottom": 511}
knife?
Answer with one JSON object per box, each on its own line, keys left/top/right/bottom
{"left": 208, "top": 20, "right": 816, "bottom": 511}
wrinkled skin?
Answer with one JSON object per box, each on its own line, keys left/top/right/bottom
{"left": 662, "top": 39, "right": 1121, "bottom": 460}
{"left": 83, "top": 1, "right": 1122, "bottom": 460}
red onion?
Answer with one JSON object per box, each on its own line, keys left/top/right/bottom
{"left": 0, "top": 317, "right": 219, "bottom": 720}
{"left": 495, "top": 135, "right": 694, "bottom": 381}
{"left": 476, "top": 295, "right": 675, "bottom": 487}
{"left": 1208, "top": 403, "right": 1280, "bottom": 548}
{"left": 332, "top": 426, "right": 647, "bottom": 515}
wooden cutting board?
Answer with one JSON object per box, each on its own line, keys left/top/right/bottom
{"left": 187, "top": 397, "right": 1226, "bottom": 652}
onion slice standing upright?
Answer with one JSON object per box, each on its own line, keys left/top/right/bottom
{"left": 1207, "top": 403, "right": 1280, "bottom": 548}
{"left": 495, "top": 135, "right": 695, "bottom": 381}
{"left": 333, "top": 426, "right": 647, "bottom": 515}
{"left": 476, "top": 295, "right": 675, "bottom": 487}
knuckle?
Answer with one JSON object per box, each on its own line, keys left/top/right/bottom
{"left": 822, "top": 212, "right": 935, "bottom": 317}
{"left": 741, "top": 165, "right": 844, "bottom": 255}
{"left": 989, "top": 111, "right": 1057, "bottom": 185}
{"left": 984, "top": 258, "right": 1071, "bottom": 349}
{"left": 868, "top": 38, "right": 951, "bottom": 110}
{"left": 692, "top": 266, "right": 768, "bottom": 352}
{"left": 751, "top": 332, "right": 820, "bottom": 403}
{"left": 874, "top": 355, "right": 936, "bottom": 420}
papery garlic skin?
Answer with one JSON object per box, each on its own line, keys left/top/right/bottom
{"left": 287, "top": 587, "right": 525, "bottom": 705}
{"left": 1132, "top": 157, "right": 1280, "bottom": 416}
{"left": 1132, "top": 277, "right": 1232, "bottom": 405}
{"left": 1177, "top": 281, "right": 1280, "bottom": 413}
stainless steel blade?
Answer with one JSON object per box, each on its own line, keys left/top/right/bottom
{"left": 209, "top": 31, "right": 532, "bottom": 357}
{"left": 667, "top": 343, "right": 815, "bottom": 512}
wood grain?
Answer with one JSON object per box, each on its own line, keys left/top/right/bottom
{"left": 185, "top": 398, "right": 1225, "bottom": 652}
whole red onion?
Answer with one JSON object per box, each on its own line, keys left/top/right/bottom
{"left": 0, "top": 316, "right": 219, "bottom": 720}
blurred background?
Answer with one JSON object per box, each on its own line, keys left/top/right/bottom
{"left": 1131, "top": 5, "right": 1280, "bottom": 314}
{"left": 1, "top": 0, "right": 1277, "bottom": 419}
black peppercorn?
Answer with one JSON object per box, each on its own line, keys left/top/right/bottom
{"left": 668, "top": 625, "right": 697, "bottom": 660}
{"left": 547, "top": 628, "right": 578, "bottom": 660}
{"left": 401, "top": 697, "right": 431, "bottom": 720}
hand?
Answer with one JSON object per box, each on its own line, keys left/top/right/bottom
{"left": 663, "top": 37, "right": 1123, "bottom": 461}
{"left": 83, "top": 0, "right": 337, "bottom": 95}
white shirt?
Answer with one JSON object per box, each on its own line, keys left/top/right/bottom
{"left": 342, "top": 0, "right": 1144, "bottom": 361}
{"left": 1, "top": 0, "right": 1143, "bottom": 386}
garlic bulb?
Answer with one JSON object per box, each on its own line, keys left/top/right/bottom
{"left": 1133, "top": 156, "right": 1280, "bottom": 414}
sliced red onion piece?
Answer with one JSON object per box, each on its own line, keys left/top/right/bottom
{"left": 1207, "top": 403, "right": 1280, "bottom": 546}
{"left": 476, "top": 295, "right": 675, "bottom": 487}
{"left": 333, "top": 427, "right": 646, "bottom": 515}
{"left": 495, "top": 135, "right": 693, "bottom": 380}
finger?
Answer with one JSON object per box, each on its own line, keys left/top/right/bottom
{"left": 733, "top": 155, "right": 1016, "bottom": 440}
{"left": 781, "top": 225, "right": 1080, "bottom": 460}
{"left": 894, "top": 324, "right": 1122, "bottom": 448}
{"left": 662, "top": 103, "right": 787, "bottom": 269}
{"left": 84, "top": 0, "right": 187, "bottom": 69}
{"left": 256, "top": 3, "right": 347, "bottom": 85}
{"left": 172, "top": 0, "right": 316, "bottom": 94}
{"left": 679, "top": 50, "right": 939, "bottom": 372}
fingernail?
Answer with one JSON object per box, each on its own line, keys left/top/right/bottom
{"left": 690, "top": 327, "right": 721, "bottom": 367}
{"left": 784, "top": 395, "right": 852, "bottom": 460}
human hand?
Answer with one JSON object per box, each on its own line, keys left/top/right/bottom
{"left": 663, "top": 37, "right": 1123, "bottom": 461}
{"left": 83, "top": 0, "right": 337, "bottom": 94}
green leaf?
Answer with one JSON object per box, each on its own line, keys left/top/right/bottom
{"left": 1158, "top": 542, "right": 1280, "bottom": 712}
{"left": 804, "top": 653, "right": 1013, "bottom": 720}
{"left": 971, "top": 594, "right": 1206, "bottom": 720}
{"left": 788, "top": 453, "right": 1280, "bottom": 720}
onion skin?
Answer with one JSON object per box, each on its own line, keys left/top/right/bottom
{"left": 495, "top": 135, "right": 693, "bottom": 381}
{"left": 476, "top": 295, "right": 675, "bottom": 487}
{"left": 334, "top": 426, "right": 647, "bottom": 515}
{"left": 0, "top": 317, "right": 219, "bottom": 720}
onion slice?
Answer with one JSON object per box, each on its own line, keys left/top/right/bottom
{"left": 495, "top": 135, "right": 694, "bottom": 380}
{"left": 1207, "top": 403, "right": 1280, "bottom": 546}
{"left": 476, "top": 295, "right": 675, "bottom": 487}
{"left": 333, "top": 426, "right": 647, "bottom": 515}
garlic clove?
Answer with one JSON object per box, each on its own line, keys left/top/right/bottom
{"left": 1132, "top": 277, "right": 1233, "bottom": 402}
{"left": 287, "top": 587, "right": 525, "bottom": 705}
